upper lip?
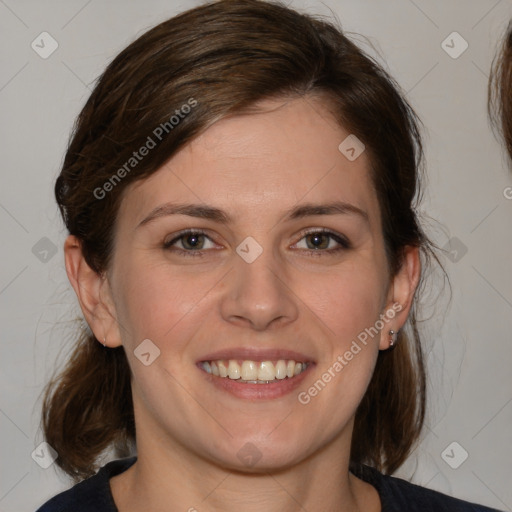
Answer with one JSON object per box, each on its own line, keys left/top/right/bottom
{"left": 197, "top": 347, "right": 315, "bottom": 364}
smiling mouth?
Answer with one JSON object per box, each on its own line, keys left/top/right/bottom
{"left": 199, "top": 359, "right": 310, "bottom": 383}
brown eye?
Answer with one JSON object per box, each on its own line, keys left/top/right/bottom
{"left": 164, "top": 230, "right": 216, "bottom": 254}
{"left": 305, "top": 232, "right": 330, "bottom": 250}
{"left": 294, "top": 230, "right": 351, "bottom": 253}
{"left": 180, "top": 233, "right": 206, "bottom": 250}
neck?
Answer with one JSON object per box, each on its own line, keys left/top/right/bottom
{"left": 110, "top": 427, "right": 380, "bottom": 512}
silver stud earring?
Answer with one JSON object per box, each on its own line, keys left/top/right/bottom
{"left": 389, "top": 329, "right": 398, "bottom": 348}
{"left": 102, "top": 337, "right": 107, "bottom": 348}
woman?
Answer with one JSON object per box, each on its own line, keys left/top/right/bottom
{"left": 36, "top": 0, "right": 502, "bottom": 510}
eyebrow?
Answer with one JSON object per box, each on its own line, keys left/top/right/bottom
{"left": 136, "top": 200, "right": 369, "bottom": 228}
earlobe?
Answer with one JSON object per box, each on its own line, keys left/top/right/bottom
{"left": 379, "top": 246, "right": 421, "bottom": 350}
{"left": 64, "top": 235, "right": 122, "bottom": 348}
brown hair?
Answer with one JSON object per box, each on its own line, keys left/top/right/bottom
{"left": 489, "top": 20, "right": 512, "bottom": 162}
{"left": 43, "top": 0, "right": 439, "bottom": 481}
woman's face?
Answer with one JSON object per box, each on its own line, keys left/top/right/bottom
{"left": 103, "top": 96, "right": 406, "bottom": 470}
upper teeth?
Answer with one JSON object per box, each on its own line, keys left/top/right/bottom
{"left": 201, "top": 359, "right": 307, "bottom": 382}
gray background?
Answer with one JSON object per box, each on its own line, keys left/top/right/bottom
{"left": 1, "top": 0, "right": 512, "bottom": 510}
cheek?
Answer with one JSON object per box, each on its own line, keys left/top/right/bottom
{"left": 112, "top": 255, "right": 220, "bottom": 349}
{"left": 292, "top": 267, "right": 385, "bottom": 435}
{"left": 300, "top": 261, "right": 387, "bottom": 344}
{"left": 291, "top": 256, "right": 386, "bottom": 410}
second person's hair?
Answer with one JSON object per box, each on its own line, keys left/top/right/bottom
{"left": 489, "top": 20, "right": 512, "bottom": 162}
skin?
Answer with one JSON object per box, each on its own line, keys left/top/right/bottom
{"left": 65, "top": 96, "right": 420, "bottom": 512}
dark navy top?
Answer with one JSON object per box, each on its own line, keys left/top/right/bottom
{"left": 35, "top": 457, "right": 503, "bottom": 511}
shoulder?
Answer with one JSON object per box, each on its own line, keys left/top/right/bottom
{"left": 35, "top": 457, "right": 137, "bottom": 512}
{"left": 352, "top": 464, "right": 504, "bottom": 512}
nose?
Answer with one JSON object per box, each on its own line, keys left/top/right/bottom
{"left": 220, "top": 247, "right": 299, "bottom": 331}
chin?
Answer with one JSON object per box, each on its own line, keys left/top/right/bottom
{"left": 202, "top": 431, "right": 312, "bottom": 474}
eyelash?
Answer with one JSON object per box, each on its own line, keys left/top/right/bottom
{"left": 163, "top": 228, "right": 351, "bottom": 258}
{"left": 163, "top": 229, "right": 212, "bottom": 258}
{"left": 294, "top": 228, "right": 351, "bottom": 256}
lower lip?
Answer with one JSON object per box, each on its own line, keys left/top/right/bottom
{"left": 197, "top": 364, "right": 314, "bottom": 400}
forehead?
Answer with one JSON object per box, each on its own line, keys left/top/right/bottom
{"left": 118, "top": 96, "right": 380, "bottom": 228}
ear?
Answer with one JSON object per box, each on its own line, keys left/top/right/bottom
{"left": 64, "top": 235, "right": 122, "bottom": 348}
{"left": 379, "top": 245, "right": 421, "bottom": 350}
